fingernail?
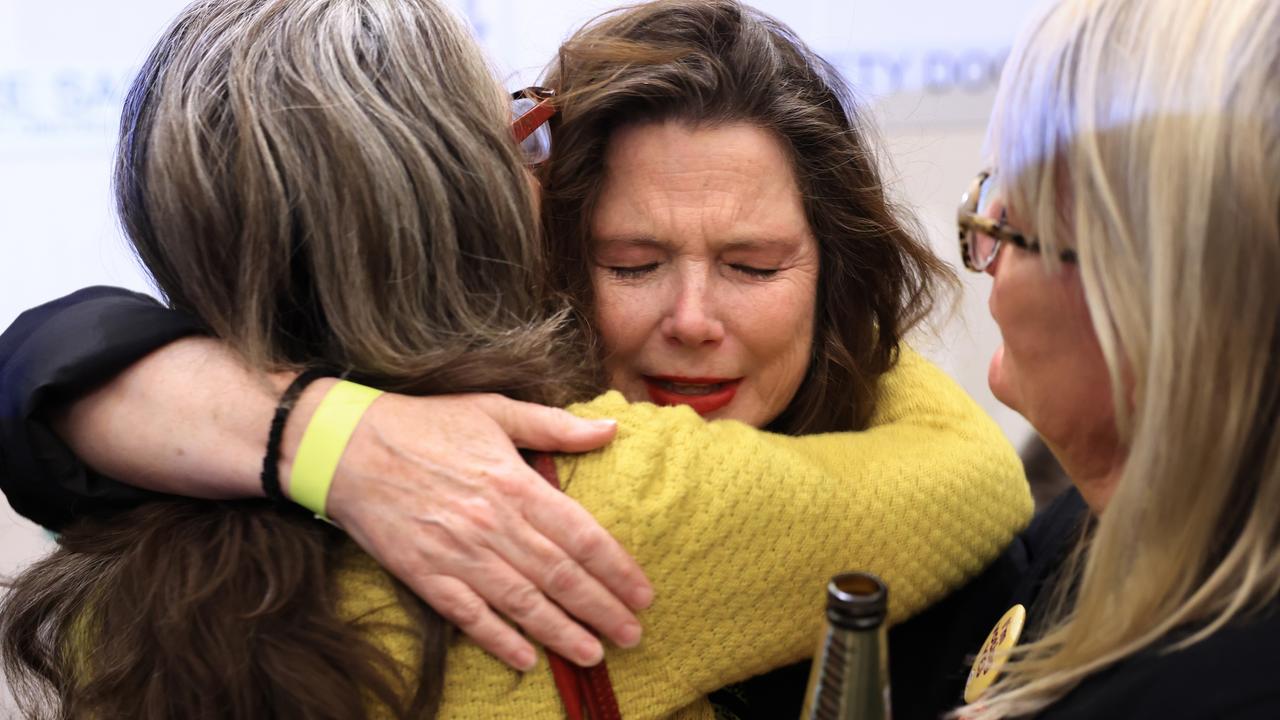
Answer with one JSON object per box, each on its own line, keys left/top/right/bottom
{"left": 617, "top": 622, "right": 642, "bottom": 649}
{"left": 591, "top": 418, "right": 617, "bottom": 428}
{"left": 631, "top": 584, "right": 653, "bottom": 610}
{"left": 579, "top": 640, "right": 604, "bottom": 666}
{"left": 515, "top": 649, "right": 538, "bottom": 672}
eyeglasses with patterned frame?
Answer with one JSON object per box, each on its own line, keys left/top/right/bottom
{"left": 956, "top": 170, "right": 1077, "bottom": 272}
{"left": 510, "top": 86, "right": 556, "bottom": 166}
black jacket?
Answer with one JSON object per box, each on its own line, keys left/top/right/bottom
{"left": 0, "top": 286, "right": 202, "bottom": 529}
{"left": 729, "top": 489, "right": 1280, "bottom": 719}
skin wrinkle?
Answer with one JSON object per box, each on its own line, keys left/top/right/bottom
{"left": 590, "top": 121, "right": 819, "bottom": 427}
{"left": 372, "top": 431, "right": 499, "bottom": 554}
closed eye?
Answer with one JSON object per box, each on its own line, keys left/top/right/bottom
{"left": 730, "top": 264, "right": 779, "bottom": 279}
{"left": 606, "top": 263, "right": 659, "bottom": 279}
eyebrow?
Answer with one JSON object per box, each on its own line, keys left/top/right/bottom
{"left": 590, "top": 236, "right": 665, "bottom": 249}
{"left": 720, "top": 237, "right": 805, "bottom": 252}
{"left": 590, "top": 236, "right": 804, "bottom": 251}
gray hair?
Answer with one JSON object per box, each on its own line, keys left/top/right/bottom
{"left": 116, "top": 0, "right": 591, "bottom": 402}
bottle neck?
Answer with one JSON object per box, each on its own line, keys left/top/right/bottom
{"left": 802, "top": 621, "right": 890, "bottom": 720}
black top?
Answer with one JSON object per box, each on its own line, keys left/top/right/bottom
{"left": 1040, "top": 608, "right": 1280, "bottom": 719}
{"left": 728, "top": 489, "right": 1280, "bottom": 719}
{"left": 3, "top": 287, "right": 1280, "bottom": 718}
{"left": 889, "top": 486, "right": 1089, "bottom": 718}
{"left": 0, "top": 286, "right": 203, "bottom": 529}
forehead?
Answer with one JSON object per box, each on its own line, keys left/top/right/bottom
{"left": 590, "top": 120, "right": 812, "bottom": 245}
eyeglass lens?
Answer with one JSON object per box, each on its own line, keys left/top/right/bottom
{"left": 968, "top": 174, "right": 1000, "bottom": 270}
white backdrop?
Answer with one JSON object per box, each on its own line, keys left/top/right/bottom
{"left": 0, "top": 1, "right": 1041, "bottom": 700}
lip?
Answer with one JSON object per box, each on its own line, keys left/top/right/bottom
{"left": 642, "top": 375, "right": 742, "bottom": 416}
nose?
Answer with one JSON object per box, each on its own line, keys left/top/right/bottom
{"left": 660, "top": 265, "right": 725, "bottom": 347}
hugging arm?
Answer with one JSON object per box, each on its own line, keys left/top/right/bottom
{"left": 431, "top": 372, "right": 1032, "bottom": 716}
{"left": 593, "top": 354, "right": 1032, "bottom": 713}
{"left": 0, "top": 287, "right": 651, "bottom": 670}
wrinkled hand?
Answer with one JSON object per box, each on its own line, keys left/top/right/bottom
{"left": 322, "top": 392, "right": 652, "bottom": 671}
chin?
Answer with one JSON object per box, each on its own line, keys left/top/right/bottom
{"left": 610, "top": 382, "right": 643, "bottom": 406}
{"left": 725, "top": 405, "right": 774, "bottom": 429}
{"left": 988, "top": 345, "right": 1020, "bottom": 412}
{"left": 712, "top": 405, "right": 746, "bottom": 423}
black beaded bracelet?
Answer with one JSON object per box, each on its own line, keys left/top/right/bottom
{"left": 261, "top": 368, "right": 330, "bottom": 503}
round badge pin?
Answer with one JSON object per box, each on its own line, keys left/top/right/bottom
{"left": 963, "top": 603, "right": 1026, "bottom": 704}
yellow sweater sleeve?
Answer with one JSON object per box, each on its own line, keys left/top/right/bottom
{"left": 419, "top": 347, "right": 1032, "bottom": 719}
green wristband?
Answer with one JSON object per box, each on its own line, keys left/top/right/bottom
{"left": 289, "top": 380, "right": 384, "bottom": 519}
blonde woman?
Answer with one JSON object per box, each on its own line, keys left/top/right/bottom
{"left": 939, "top": 0, "right": 1280, "bottom": 716}
{"left": 0, "top": 0, "right": 1029, "bottom": 718}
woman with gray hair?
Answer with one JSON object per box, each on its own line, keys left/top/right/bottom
{"left": 933, "top": 0, "right": 1280, "bottom": 716}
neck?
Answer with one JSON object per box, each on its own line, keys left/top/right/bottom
{"left": 1068, "top": 463, "right": 1124, "bottom": 515}
{"left": 1045, "top": 434, "right": 1126, "bottom": 515}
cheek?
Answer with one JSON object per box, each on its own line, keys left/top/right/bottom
{"left": 994, "top": 262, "right": 1114, "bottom": 438}
{"left": 591, "top": 274, "right": 641, "bottom": 355}
{"left": 987, "top": 254, "right": 1063, "bottom": 413}
{"left": 990, "top": 255, "right": 1058, "bottom": 363}
{"left": 1028, "top": 331, "right": 1116, "bottom": 451}
{"left": 591, "top": 275, "right": 666, "bottom": 402}
{"left": 738, "top": 277, "right": 817, "bottom": 388}
{"left": 591, "top": 287, "right": 645, "bottom": 399}
{"left": 1050, "top": 291, "right": 1115, "bottom": 423}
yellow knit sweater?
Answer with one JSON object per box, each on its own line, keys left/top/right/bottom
{"left": 338, "top": 348, "right": 1032, "bottom": 719}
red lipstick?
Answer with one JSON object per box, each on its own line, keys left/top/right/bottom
{"left": 642, "top": 375, "right": 742, "bottom": 416}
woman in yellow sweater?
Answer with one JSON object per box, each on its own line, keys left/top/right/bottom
{"left": 0, "top": 0, "right": 1029, "bottom": 718}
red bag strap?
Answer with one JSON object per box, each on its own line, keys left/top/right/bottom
{"left": 529, "top": 453, "right": 623, "bottom": 720}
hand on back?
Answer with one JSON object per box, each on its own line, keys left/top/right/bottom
{"left": 318, "top": 391, "right": 652, "bottom": 670}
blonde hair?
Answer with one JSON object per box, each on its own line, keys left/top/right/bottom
{"left": 963, "top": 0, "right": 1280, "bottom": 716}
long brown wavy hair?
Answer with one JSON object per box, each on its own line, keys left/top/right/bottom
{"left": 1, "top": 0, "right": 593, "bottom": 718}
{"left": 540, "top": 0, "right": 956, "bottom": 433}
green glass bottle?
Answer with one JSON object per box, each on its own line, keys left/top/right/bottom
{"left": 799, "top": 572, "right": 891, "bottom": 720}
